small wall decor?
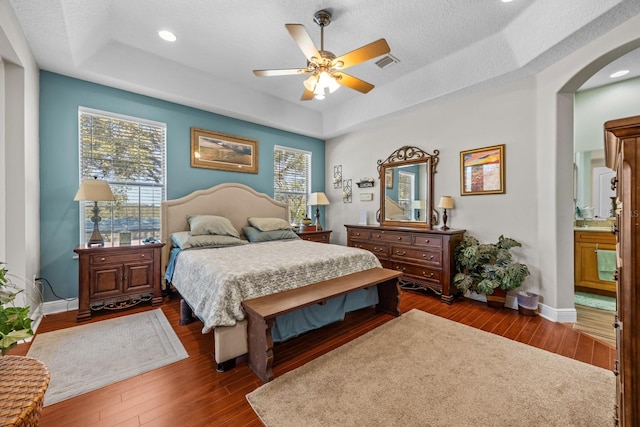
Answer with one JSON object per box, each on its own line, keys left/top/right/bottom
{"left": 343, "top": 179, "right": 352, "bottom": 203}
{"left": 460, "top": 144, "right": 505, "bottom": 195}
{"left": 191, "top": 127, "right": 258, "bottom": 174}
{"left": 356, "top": 177, "right": 375, "bottom": 188}
{"left": 333, "top": 165, "right": 343, "bottom": 188}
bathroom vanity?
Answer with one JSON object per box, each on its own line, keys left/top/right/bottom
{"left": 574, "top": 227, "right": 616, "bottom": 297}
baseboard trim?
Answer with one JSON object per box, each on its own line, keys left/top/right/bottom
{"left": 42, "top": 298, "right": 79, "bottom": 315}
{"left": 539, "top": 303, "right": 577, "bottom": 323}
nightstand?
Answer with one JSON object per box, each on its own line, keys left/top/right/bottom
{"left": 295, "top": 230, "right": 332, "bottom": 244}
{"left": 74, "top": 241, "right": 165, "bottom": 322}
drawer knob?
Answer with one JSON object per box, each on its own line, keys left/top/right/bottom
{"left": 140, "top": 254, "right": 145, "bottom": 258}
{"left": 397, "top": 237, "right": 402, "bottom": 240}
{"left": 395, "top": 266, "right": 406, "bottom": 272}
{"left": 100, "top": 257, "right": 106, "bottom": 261}
{"left": 423, "top": 254, "right": 434, "bottom": 260}
{"left": 375, "top": 234, "right": 381, "bottom": 238}
{"left": 424, "top": 239, "right": 430, "bottom": 243}
{"left": 422, "top": 272, "right": 434, "bottom": 278}
{"left": 374, "top": 247, "right": 384, "bottom": 252}
{"left": 396, "top": 250, "right": 406, "bottom": 256}
{"left": 355, "top": 232, "right": 360, "bottom": 236}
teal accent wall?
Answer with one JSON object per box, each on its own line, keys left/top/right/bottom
{"left": 39, "top": 71, "right": 325, "bottom": 301}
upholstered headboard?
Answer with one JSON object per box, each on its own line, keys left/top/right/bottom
{"left": 160, "top": 182, "right": 288, "bottom": 276}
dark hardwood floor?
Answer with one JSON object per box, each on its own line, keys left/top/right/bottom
{"left": 11, "top": 290, "right": 616, "bottom": 427}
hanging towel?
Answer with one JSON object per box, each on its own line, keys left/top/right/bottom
{"left": 596, "top": 249, "right": 616, "bottom": 282}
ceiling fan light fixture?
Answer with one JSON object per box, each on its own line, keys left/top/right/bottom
{"left": 318, "top": 71, "right": 340, "bottom": 93}
{"left": 303, "top": 74, "right": 318, "bottom": 92}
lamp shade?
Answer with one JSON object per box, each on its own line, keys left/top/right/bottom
{"left": 308, "top": 192, "right": 330, "bottom": 206}
{"left": 438, "top": 196, "right": 454, "bottom": 210}
{"left": 74, "top": 179, "right": 115, "bottom": 201}
{"left": 412, "top": 200, "right": 426, "bottom": 209}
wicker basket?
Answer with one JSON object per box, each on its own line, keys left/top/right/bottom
{"left": 0, "top": 356, "right": 50, "bottom": 426}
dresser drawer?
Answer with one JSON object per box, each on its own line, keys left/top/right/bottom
{"left": 391, "top": 262, "right": 442, "bottom": 283}
{"left": 350, "top": 241, "right": 389, "bottom": 258}
{"left": 390, "top": 245, "right": 442, "bottom": 266}
{"left": 348, "top": 229, "right": 370, "bottom": 240}
{"left": 412, "top": 234, "right": 443, "bottom": 248}
{"left": 90, "top": 250, "right": 155, "bottom": 265}
{"left": 369, "top": 230, "right": 411, "bottom": 244}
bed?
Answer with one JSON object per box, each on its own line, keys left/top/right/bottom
{"left": 160, "top": 183, "right": 383, "bottom": 369}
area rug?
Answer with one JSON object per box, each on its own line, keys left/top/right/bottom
{"left": 27, "top": 309, "right": 188, "bottom": 406}
{"left": 575, "top": 291, "right": 617, "bottom": 311}
{"left": 246, "top": 309, "right": 615, "bottom": 426}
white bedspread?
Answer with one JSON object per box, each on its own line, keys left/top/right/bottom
{"left": 171, "top": 240, "right": 382, "bottom": 333}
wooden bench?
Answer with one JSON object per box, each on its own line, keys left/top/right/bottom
{"left": 241, "top": 267, "right": 402, "bottom": 382}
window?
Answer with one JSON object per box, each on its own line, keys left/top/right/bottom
{"left": 398, "top": 171, "right": 415, "bottom": 218}
{"left": 78, "top": 107, "right": 166, "bottom": 244}
{"left": 274, "top": 146, "right": 311, "bottom": 224}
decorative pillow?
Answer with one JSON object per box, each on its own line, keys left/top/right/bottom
{"left": 248, "top": 217, "right": 292, "bottom": 232}
{"left": 242, "top": 226, "right": 300, "bottom": 243}
{"left": 171, "top": 231, "right": 245, "bottom": 249}
{"left": 187, "top": 215, "right": 240, "bottom": 238}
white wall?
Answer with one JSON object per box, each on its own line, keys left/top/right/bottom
{"left": 0, "top": 0, "right": 41, "bottom": 311}
{"left": 326, "top": 13, "right": 640, "bottom": 321}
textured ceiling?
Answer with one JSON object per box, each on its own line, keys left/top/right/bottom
{"left": 9, "top": 0, "right": 640, "bottom": 138}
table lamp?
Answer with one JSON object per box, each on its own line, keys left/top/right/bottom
{"left": 74, "top": 177, "right": 115, "bottom": 246}
{"left": 308, "top": 192, "right": 330, "bottom": 231}
{"left": 438, "top": 196, "right": 454, "bottom": 230}
{"left": 411, "top": 200, "right": 426, "bottom": 220}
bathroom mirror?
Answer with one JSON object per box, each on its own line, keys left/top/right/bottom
{"left": 377, "top": 146, "right": 439, "bottom": 229}
{"left": 575, "top": 149, "right": 616, "bottom": 219}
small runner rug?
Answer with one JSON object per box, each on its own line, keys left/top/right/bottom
{"left": 247, "top": 309, "right": 615, "bottom": 426}
{"left": 27, "top": 309, "right": 188, "bottom": 406}
{"left": 575, "top": 291, "right": 617, "bottom": 311}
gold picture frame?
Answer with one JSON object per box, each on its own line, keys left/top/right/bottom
{"left": 190, "top": 128, "right": 258, "bottom": 174}
{"left": 460, "top": 144, "right": 505, "bottom": 195}
{"left": 385, "top": 169, "right": 394, "bottom": 189}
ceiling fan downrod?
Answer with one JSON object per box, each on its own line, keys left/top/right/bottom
{"left": 313, "top": 10, "right": 331, "bottom": 53}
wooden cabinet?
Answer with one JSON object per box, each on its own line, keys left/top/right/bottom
{"left": 574, "top": 230, "right": 616, "bottom": 296}
{"left": 295, "top": 230, "right": 332, "bottom": 244}
{"left": 604, "top": 115, "right": 640, "bottom": 427}
{"left": 345, "top": 225, "right": 465, "bottom": 304}
{"left": 74, "top": 241, "right": 164, "bottom": 322}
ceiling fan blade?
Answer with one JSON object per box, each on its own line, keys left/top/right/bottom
{"left": 333, "top": 39, "right": 390, "bottom": 70}
{"left": 286, "top": 24, "right": 321, "bottom": 62}
{"left": 253, "top": 68, "right": 309, "bottom": 77}
{"left": 301, "top": 89, "right": 315, "bottom": 101}
{"left": 333, "top": 72, "right": 375, "bottom": 94}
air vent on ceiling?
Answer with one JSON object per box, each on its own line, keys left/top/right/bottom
{"left": 375, "top": 54, "right": 400, "bottom": 69}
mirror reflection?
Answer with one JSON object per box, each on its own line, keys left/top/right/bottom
{"left": 574, "top": 149, "right": 617, "bottom": 219}
{"left": 378, "top": 146, "right": 439, "bottom": 229}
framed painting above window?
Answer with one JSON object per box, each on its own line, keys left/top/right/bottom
{"left": 460, "top": 144, "right": 505, "bottom": 195}
{"left": 190, "top": 128, "right": 258, "bottom": 174}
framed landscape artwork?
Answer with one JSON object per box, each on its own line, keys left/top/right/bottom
{"left": 460, "top": 144, "right": 505, "bottom": 195}
{"left": 190, "top": 128, "right": 258, "bottom": 174}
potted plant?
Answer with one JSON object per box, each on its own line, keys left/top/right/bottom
{"left": 454, "top": 235, "right": 530, "bottom": 308}
{"left": 0, "top": 262, "right": 34, "bottom": 355}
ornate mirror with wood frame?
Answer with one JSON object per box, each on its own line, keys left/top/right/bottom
{"left": 377, "top": 146, "right": 439, "bottom": 229}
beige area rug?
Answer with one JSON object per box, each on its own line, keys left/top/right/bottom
{"left": 247, "top": 309, "right": 615, "bottom": 427}
{"left": 27, "top": 309, "right": 188, "bottom": 406}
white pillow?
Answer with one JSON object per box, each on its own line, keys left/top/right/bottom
{"left": 248, "top": 217, "right": 292, "bottom": 232}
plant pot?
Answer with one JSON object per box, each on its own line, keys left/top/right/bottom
{"left": 517, "top": 292, "right": 539, "bottom": 316}
{"left": 486, "top": 288, "right": 507, "bottom": 308}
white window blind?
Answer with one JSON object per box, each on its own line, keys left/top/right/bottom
{"left": 274, "top": 145, "right": 311, "bottom": 224}
{"left": 78, "top": 107, "right": 166, "bottom": 244}
{"left": 398, "top": 171, "right": 415, "bottom": 218}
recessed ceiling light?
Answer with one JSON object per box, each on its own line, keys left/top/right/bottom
{"left": 610, "top": 70, "right": 630, "bottom": 78}
{"left": 159, "top": 30, "right": 176, "bottom": 42}
{"left": 501, "top": 0, "right": 514, "bottom": 2}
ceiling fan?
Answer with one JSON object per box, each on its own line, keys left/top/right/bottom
{"left": 253, "top": 10, "right": 390, "bottom": 101}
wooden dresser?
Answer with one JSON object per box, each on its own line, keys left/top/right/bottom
{"left": 74, "top": 241, "right": 164, "bottom": 321}
{"left": 604, "top": 115, "right": 640, "bottom": 427}
{"left": 345, "top": 225, "right": 465, "bottom": 304}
